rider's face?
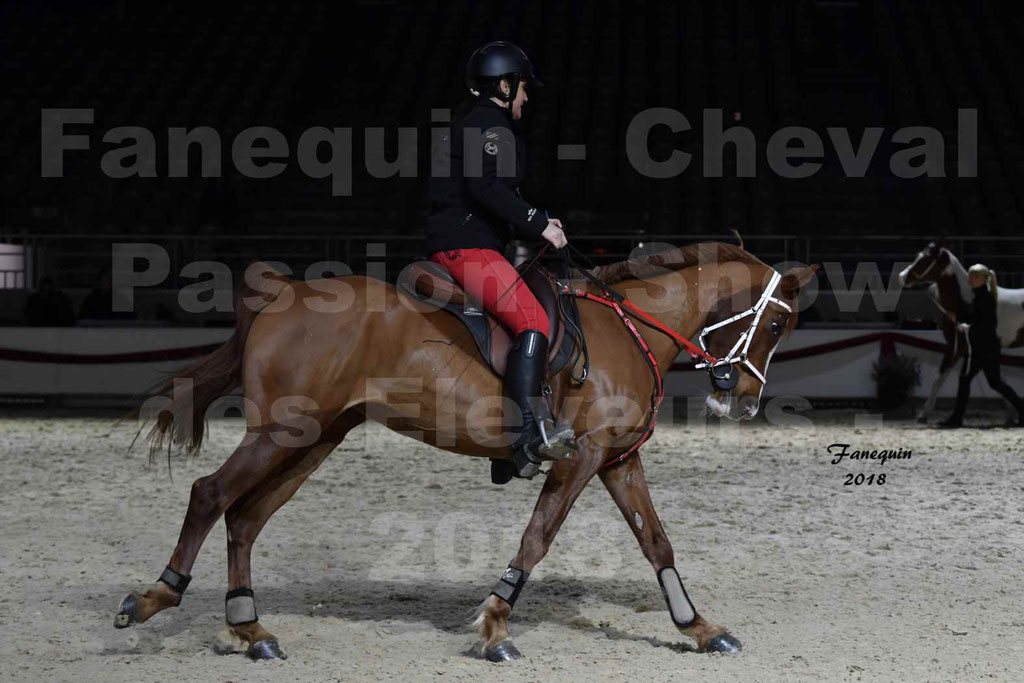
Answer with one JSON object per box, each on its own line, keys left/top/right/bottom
{"left": 501, "top": 78, "right": 528, "bottom": 120}
{"left": 511, "top": 80, "right": 527, "bottom": 119}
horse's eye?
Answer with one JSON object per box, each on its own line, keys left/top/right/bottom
{"left": 770, "top": 320, "right": 782, "bottom": 335}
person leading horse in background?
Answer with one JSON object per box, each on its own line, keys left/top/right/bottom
{"left": 939, "top": 264, "right": 1024, "bottom": 428}
{"left": 899, "top": 242, "right": 1024, "bottom": 424}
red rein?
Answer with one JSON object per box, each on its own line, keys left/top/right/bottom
{"left": 563, "top": 285, "right": 718, "bottom": 469}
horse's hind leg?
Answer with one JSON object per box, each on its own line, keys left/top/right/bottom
{"left": 114, "top": 431, "right": 298, "bottom": 629}
{"left": 221, "top": 410, "right": 365, "bottom": 659}
{"left": 599, "top": 453, "right": 740, "bottom": 654}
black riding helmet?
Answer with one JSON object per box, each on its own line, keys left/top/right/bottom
{"left": 466, "top": 41, "right": 543, "bottom": 103}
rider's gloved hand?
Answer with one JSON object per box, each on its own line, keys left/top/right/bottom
{"left": 541, "top": 218, "right": 568, "bottom": 249}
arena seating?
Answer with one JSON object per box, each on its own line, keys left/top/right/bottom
{"left": 2, "top": 1, "right": 1022, "bottom": 247}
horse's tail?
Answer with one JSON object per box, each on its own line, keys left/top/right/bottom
{"left": 141, "top": 262, "right": 291, "bottom": 461}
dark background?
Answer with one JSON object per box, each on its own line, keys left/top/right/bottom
{"left": 2, "top": 0, "right": 1022, "bottom": 321}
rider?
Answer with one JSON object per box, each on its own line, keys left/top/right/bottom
{"left": 425, "top": 41, "right": 575, "bottom": 479}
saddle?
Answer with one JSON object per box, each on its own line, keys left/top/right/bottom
{"left": 397, "top": 260, "right": 581, "bottom": 379}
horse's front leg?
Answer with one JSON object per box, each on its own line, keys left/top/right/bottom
{"left": 475, "top": 452, "right": 604, "bottom": 662}
{"left": 599, "top": 453, "right": 741, "bottom": 654}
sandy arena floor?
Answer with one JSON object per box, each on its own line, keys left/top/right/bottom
{"left": 1, "top": 409, "right": 1023, "bottom": 682}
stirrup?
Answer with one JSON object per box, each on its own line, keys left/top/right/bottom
{"left": 509, "top": 424, "right": 577, "bottom": 479}
{"left": 529, "top": 421, "right": 577, "bottom": 461}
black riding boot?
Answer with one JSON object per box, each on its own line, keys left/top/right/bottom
{"left": 502, "top": 329, "right": 576, "bottom": 478}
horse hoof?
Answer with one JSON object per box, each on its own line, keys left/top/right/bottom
{"left": 705, "top": 632, "right": 742, "bottom": 655}
{"left": 114, "top": 593, "right": 141, "bottom": 629}
{"left": 247, "top": 639, "right": 287, "bottom": 661}
{"left": 485, "top": 640, "right": 522, "bottom": 662}
{"left": 915, "top": 414, "right": 928, "bottom": 424}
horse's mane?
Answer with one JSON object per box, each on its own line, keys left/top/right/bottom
{"left": 588, "top": 241, "right": 767, "bottom": 285}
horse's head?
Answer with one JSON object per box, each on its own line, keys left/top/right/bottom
{"left": 899, "top": 241, "right": 950, "bottom": 288}
{"left": 699, "top": 265, "right": 818, "bottom": 420}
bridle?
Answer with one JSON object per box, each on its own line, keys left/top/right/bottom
{"left": 693, "top": 270, "right": 792, "bottom": 387}
{"left": 905, "top": 247, "right": 945, "bottom": 286}
{"left": 546, "top": 255, "right": 793, "bottom": 469}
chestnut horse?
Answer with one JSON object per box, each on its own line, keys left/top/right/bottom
{"left": 899, "top": 241, "right": 1024, "bottom": 423}
{"left": 114, "top": 242, "right": 817, "bottom": 661}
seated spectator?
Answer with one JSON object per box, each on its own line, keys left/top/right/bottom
{"left": 23, "top": 276, "right": 76, "bottom": 326}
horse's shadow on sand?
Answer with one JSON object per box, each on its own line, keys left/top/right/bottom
{"left": 87, "top": 575, "right": 696, "bottom": 655}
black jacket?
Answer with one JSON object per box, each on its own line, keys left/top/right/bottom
{"left": 964, "top": 285, "right": 1000, "bottom": 352}
{"left": 425, "top": 99, "right": 545, "bottom": 254}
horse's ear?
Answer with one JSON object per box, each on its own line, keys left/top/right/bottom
{"left": 780, "top": 264, "right": 819, "bottom": 299}
{"left": 729, "top": 228, "right": 744, "bottom": 250}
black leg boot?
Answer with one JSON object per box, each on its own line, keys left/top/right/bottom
{"left": 504, "top": 329, "right": 576, "bottom": 478}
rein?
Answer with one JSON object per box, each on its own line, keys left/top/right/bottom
{"left": 558, "top": 250, "right": 791, "bottom": 469}
{"left": 561, "top": 267, "right": 717, "bottom": 363}
{"left": 557, "top": 254, "right": 720, "bottom": 469}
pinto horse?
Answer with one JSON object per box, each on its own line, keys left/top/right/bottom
{"left": 114, "top": 242, "right": 817, "bottom": 661}
{"left": 899, "top": 241, "right": 1024, "bottom": 423}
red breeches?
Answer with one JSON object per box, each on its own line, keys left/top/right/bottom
{"left": 429, "top": 248, "right": 549, "bottom": 338}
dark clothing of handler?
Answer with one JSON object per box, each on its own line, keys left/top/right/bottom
{"left": 940, "top": 277, "right": 1024, "bottom": 427}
